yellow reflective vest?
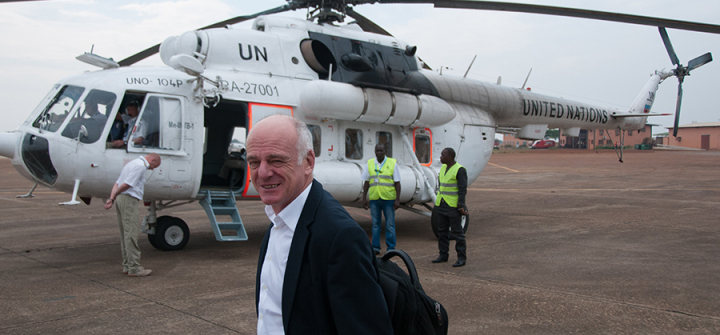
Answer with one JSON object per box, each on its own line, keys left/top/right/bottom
{"left": 367, "top": 157, "right": 397, "bottom": 200}
{"left": 435, "top": 163, "right": 464, "bottom": 207}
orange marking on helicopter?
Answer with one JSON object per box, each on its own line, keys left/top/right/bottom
{"left": 413, "top": 128, "right": 432, "bottom": 167}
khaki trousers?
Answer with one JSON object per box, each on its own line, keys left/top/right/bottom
{"left": 116, "top": 193, "right": 141, "bottom": 273}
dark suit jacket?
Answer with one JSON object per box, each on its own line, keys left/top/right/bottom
{"left": 256, "top": 180, "right": 393, "bottom": 335}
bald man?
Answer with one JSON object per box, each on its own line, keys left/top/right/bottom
{"left": 104, "top": 153, "right": 161, "bottom": 277}
{"left": 249, "top": 115, "right": 392, "bottom": 335}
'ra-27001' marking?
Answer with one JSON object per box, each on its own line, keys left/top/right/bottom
{"left": 221, "top": 80, "right": 280, "bottom": 97}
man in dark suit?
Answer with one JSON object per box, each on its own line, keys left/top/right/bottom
{"left": 247, "top": 114, "right": 392, "bottom": 335}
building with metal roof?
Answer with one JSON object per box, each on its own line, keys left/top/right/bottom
{"left": 662, "top": 122, "right": 720, "bottom": 150}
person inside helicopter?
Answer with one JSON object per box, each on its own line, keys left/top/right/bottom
{"left": 108, "top": 109, "right": 127, "bottom": 143}
{"left": 61, "top": 90, "right": 115, "bottom": 144}
{"left": 129, "top": 97, "right": 160, "bottom": 148}
{"left": 110, "top": 100, "right": 143, "bottom": 148}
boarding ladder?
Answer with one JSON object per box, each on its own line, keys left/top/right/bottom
{"left": 199, "top": 190, "right": 248, "bottom": 241}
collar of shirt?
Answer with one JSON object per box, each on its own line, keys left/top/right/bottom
{"left": 374, "top": 157, "right": 386, "bottom": 174}
{"left": 139, "top": 156, "right": 149, "bottom": 169}
{"left": 264, "top": 182, "right": 313, "bottom": 232}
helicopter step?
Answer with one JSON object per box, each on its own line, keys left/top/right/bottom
{"left": 198, "top": 189, "right": 248, "bottom": 242}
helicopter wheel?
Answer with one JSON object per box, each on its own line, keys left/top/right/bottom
{"left": 431, "top": 205, "right": 469, "bottom": 240}
{"left": 151, "top": 216, "right": 190, "bottom": 251}
{"left": 147, "top": 231, "right": 158, "bottom": 249}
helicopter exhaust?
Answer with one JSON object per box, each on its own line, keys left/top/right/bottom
{"left": 0, "top": 132, "right": 19, "bottom": 159}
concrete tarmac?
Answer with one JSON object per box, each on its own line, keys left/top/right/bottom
{"left": 1, "top": 149, "right": 719, "bottom": 334}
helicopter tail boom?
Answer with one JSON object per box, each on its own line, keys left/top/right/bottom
{"left": 620, "top": 71, "right": 665, "bottom": 122}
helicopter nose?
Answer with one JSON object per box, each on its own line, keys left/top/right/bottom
{"left": 0, "top": 132, "right": 19, "bottom": 159}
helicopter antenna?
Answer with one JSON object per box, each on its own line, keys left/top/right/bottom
{"left": 463, "top": 55, "right": 477, "bottom": 78}
{"left": 521, "top": 68, "right": 533, "bottom": 89}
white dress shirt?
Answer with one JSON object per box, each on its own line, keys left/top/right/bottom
{"left": 115, "top": 156, "right": 149, "bottom": 200}
{"left": 257, "top": 183, "right": 313, "bottom": 335}
{"left": 122, "top": 117, "right": 137, "bottom": 142}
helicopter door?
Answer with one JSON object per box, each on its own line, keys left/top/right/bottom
{"left": 248, "top": 103, "right": 292, "bottom": 127}
{"left": 127, "top": 94, "right": 186, "bottom": 154}
{"left": 240, "top": 103, "right": 293, "bottom": 197}
{"left": 54, "top": 89, "right": 117, "bottom": 186}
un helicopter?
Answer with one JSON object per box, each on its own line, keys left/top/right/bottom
{"left": 0, "top": 0, "right": 718, "bottom": 251}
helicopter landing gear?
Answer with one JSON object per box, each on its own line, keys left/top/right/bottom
{"left": 431, "top": 205, "right": 469, "bottom": 240}
{"left": 149, "top": 216, "right": 190, "bottom": 251}
{"left": 16, "top": 182, "right": 38, "bottom": 198}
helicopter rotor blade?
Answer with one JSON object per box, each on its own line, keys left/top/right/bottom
{"left": 345, "top": 7, "right": 393, "bottom": 36}
{"left": 118, "top": 4, "right": 292, "bottom": 67}
{"left": 197, "top": 4, "right": 292, "bottom": 30}
{"left": 672, "top": 81, "right": 684, "bottom": 137}
{"left": 658, "top": 27, "right": 680, "bottom": 66}
{"left": 687, "top": 52, "right": 713, "bottom": 71}
{"left": 117, "top": 45, "right": 161, "bottom": 67}
{"left": 421, "top": 1, "right": 720, "bottom": 34}
{"left": 98, "top": 0, "right": 720, "bottom": 67}
{"left": 345, "top": 7, "right": 432, "bottom": 70}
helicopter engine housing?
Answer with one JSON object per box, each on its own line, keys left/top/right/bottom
{"left": 299, "top": 80, "right": 456, "bottom": 128}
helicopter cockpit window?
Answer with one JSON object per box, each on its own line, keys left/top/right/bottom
{"left": 345, "top": 128, "right": 363, "bottom": 160}
{"left": 32, "top": 85, "right": 85, "bottom": 132}
{"left": 130, "top": 95, "right": 183, "bottom": 151}
{"left": 376, "top": 131, "right": 392, "bottom": 158}
{"left": 60, "top": 89, "right": 117, "bottom": 144}
{"left": 414, "top": 134, "right": 430, "bottom": 164}
{"left": 307, "top": 125, "right": 321, "bottom": 157}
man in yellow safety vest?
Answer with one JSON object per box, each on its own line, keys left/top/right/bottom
{"left": 362, "top": 144, "right": 401, "bottom": 255}
{"left": 431, "top": 147, "right": 468, "bottom": 267}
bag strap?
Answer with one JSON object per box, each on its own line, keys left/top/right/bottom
{"left": 381, "top": 250, "right": 421, "bottom": 290}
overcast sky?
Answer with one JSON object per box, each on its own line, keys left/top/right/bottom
{"left": 1, "top": 0, "right": 719, "bottom": 135}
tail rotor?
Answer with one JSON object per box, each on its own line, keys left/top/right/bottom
{"left": 658, "top": 27, "right": 713, "bottom": 136}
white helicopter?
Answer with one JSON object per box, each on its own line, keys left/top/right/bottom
{"left": 0, "top": 0, "right": 717, "bottom": 250}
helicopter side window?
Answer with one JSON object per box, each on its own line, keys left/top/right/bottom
{"left": 307, "top": 125, "right": 321, "bottom": 157}
{"left": 60, "top": 89, "right": 117, "bottom": 144}
{"left": 376, "top": 131, "right": 393, "bottom": 158}
{"left": 32, "top": 85, "right": 85, "bottom": 132}
{"left": 414, "top": 134, "right": 431, "bottom": 164}
{"left": 130, "top": 95, "right": 183, "bottom": 151}
{"left": 345, "top": 128, "right": 363, "bottom": 160}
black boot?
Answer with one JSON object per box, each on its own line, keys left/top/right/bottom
{"left": 452, "top": 259, "right": 466, "bottom": 267}
{"left": 431, "top": 256, "right": 448, "bottom": 263}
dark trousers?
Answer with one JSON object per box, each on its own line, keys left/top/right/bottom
{"left": 434, "top": 206, "right": 467, "bottom": 260}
